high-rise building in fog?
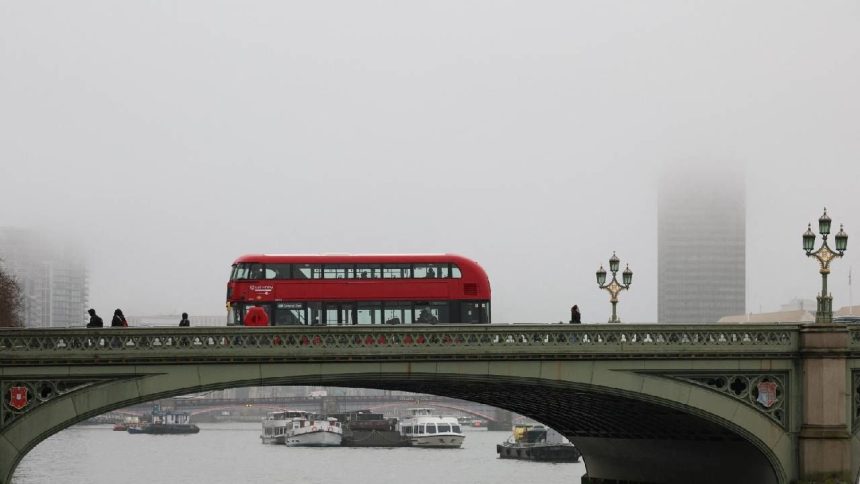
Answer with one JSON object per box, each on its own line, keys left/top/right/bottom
{"left": 658, "top": 170, "right": 745, "bottom": 323}
{"left": 0, "top": 228, "right": 88, "bottom": 327}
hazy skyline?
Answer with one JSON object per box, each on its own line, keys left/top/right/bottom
{"left": 2, "top": 1, "right": 858, "bottom": 323}
{"left": 658, "top": 167, "right": 746, "bottom": 323}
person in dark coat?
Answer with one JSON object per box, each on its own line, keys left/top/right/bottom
{"left": 111, "top": 308, "right": 128, "bottom": 327}
{"left": 179, "top": 312, "right": 190, "bottom": 327}
{"left": 570, "top": 305, "right": 581, "bottom": 324}
{"left": 86, "top": 308, "right": 103, "bottom": 328}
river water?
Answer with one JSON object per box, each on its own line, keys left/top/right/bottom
{"left": 13, "top": 423, "right": 586, "bottom": 484}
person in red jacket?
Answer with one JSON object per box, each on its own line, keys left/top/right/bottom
{"left": 244, "top": 306, "right": 270, "bottom": 326}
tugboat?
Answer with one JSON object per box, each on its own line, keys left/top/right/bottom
{"left": 128, "top": 405, "right": 199, "bottom": 435}
{"left": 260, "top": 410, "right": 342, "bottom": 446}
{"left": 497, "top": 424, "right": 580, "bottom": 462}
{"left": 329, "top": 410, "right": 411, "bottom": 447}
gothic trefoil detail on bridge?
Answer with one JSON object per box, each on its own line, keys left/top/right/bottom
{"left": 660, "top": 373, "right": 788, "bottom": 428}
{"left": 1, "top": 379, "right": 100, "bottom": 430}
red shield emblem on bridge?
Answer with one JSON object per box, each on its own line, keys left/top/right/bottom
{"left": 756, "top": 381, "right": 778, "bottom": 409}
{"left": 9, "top": 386, "right": 29, "bottom": 410}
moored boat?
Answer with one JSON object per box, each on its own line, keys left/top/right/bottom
{"left": 260, "top": 410, "right": 342, "bottom": 447}
{"left": 330, "top": 410, "right": 411, "bottom": 447}
{"left": 398, "top": 408, "right": 465, "bottom": 448}
{"left": 113, "top": 416, "right": 140, "bottom": 431}
{"left": 128, "top": 405, "right": 199, "bottom": 435}
{"left": 496, "top": 424, "right": 580, "bottom": 462}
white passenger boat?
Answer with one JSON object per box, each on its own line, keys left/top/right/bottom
{"left": 398, "top": 408, "right": 465, "bottom": 448}
{"left": 261, "top": 410, "right": 342, "bottom": 446}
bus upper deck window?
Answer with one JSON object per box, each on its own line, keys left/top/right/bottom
{"left": 413, "top": 264, "right": 445, "bottom": 279}
{"left": 247, "top": 264, "right": 264, "bottom": 280}
{"left": 294, "top": 264, "right": 321, "bottom": 279}
{"left": 232, "top": 264, "right": 250, "bottom": 280}
{"left": 382, "top": 264, "right": 410, "bottom": 279}
{"left": 323, "top": 264, "right": 355, "bottom": 279}
{"left": 266, "top": 264, "right": 292, "bottom": 279}
{"left": 356, "top": 264, "right": 381, "bottom": 279}
{"left": 451, "top": 265, "right": 462, "bottom": 278}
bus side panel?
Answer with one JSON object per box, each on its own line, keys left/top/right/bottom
{"left": 350, "top": 281, "right": 450, "bottom": 300}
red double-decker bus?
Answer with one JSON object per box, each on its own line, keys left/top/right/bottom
{"left": 227, "top": 254, "right": 491, "bottom": 326}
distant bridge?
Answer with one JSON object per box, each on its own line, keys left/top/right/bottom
{"left": 1, "top": 323, "right": 858, "bottom": 483}
{"left": 163, "top": 395, "right": 504, "bottom": 421}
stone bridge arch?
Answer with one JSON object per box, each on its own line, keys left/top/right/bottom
{"left": 2, "top": 360, "right": 791, "bottom": 484}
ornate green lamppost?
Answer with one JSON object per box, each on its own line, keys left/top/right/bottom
{"left": 596, "top": 252, "right": 633, "bottom": 323}
{"left": 803, "top": 208, "right": 848, "bottom": 324}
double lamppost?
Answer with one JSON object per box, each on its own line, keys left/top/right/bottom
{"left": 803, "top": 208, "right": 848, "bottom": 324}
{"left": 596, "top": 252, "right": 632, "bottom": 323}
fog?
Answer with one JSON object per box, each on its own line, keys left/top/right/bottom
{"left": 1, "top": 1, "right": 858, "bottom": 323}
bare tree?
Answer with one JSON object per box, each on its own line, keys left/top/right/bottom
{"left": 0, "top": 262, "right": 23, "bottom": 327}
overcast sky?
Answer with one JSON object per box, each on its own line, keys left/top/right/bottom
{"left": 1, "top": 1, "right": 859, "bottom": 323}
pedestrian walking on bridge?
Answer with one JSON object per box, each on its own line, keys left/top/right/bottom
{"left": 86, "top": 308, "right": 103, "bottom": 328}
{"left": 570, "top": 305, "right": 581, "bottom": 324}
{"left": 111, "top": 309, "right": 128, "bottom": 327}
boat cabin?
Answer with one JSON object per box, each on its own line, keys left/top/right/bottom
{"left": 399, "top": 408, "right": 462, "bottom": 436}
{"left": 407, "top": 407, "right": 436, "bottom": 417}
{"left": 399, "top": 421, "right": 461, "bottom": 435}
{"left": 510, "top": 424, "right": 568, "bottom": 445}
{"left": 152, "top": 411, "right": 191, "bottom": 425}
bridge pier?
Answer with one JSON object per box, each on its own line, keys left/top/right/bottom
{"left": 797, "top": 325, "right": 853, "bottom": 484}
{"left": 573, "top": 436, "right": 778, "bottom": 484}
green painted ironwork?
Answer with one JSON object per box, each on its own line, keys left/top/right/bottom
{"left": 0, "top": 324, "right": 799, "bottom": 366}
{"left": 0, "top": 379, "right": 103, "bottom": 429}
{"left": 658, "top": 373, "right": 788, "bottom": 428}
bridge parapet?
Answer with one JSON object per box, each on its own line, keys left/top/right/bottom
{"left": 0, "top": 324, "right": 800, "bottom": 365}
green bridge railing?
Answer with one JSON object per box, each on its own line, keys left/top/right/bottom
{"left": 0, "top": 324, "right": 801, "bottom": 365}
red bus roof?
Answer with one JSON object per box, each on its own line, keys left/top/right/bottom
{"left": 233, "top": 253, "right": 483, "bottom": 269}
